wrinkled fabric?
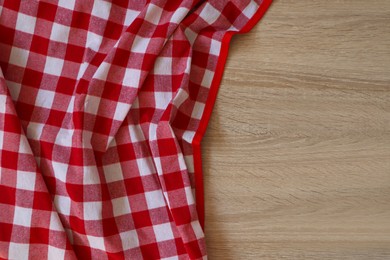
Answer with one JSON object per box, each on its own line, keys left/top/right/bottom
{"left": 0, "top": 0, "right": 271, "bottom": 259}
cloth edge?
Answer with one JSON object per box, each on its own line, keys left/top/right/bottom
{"left": 191, "top": 0, "right": 274, "bottom": 230}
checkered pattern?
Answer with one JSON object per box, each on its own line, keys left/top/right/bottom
{"left": 0, "top": 0, "right": 270, "bottom": 259}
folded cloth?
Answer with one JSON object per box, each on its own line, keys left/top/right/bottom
{"left": 0, "top": 0, "right": 271, "bottom": 259}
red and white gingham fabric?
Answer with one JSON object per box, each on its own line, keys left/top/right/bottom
{"left": 0, "top": 0, "right": 271, "bottom": 259}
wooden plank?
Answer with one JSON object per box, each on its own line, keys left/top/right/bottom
{"left": 202, "top": 1, "right": 390, "bottom": 259}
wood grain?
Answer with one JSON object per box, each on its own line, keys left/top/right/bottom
{"left": 202, "top": 1, "right": 390, "bottom": 259}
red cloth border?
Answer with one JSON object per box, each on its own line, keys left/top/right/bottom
{"left": 192, "top": 0, "right": 273, "bottom": 229}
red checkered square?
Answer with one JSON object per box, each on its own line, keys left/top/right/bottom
{"left": 140, "top": 242, "right": 160, "bottom": 259}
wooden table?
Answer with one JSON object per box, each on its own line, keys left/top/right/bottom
{"left": 202, "top": 1, "right": 390, "bottom": 259}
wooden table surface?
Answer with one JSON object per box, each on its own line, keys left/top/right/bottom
{"left": 202, "top": 1, "right": 390, "bottom": 259}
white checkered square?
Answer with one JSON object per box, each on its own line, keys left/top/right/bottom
{"left": 178, "top": 155, "right": 187, "bottom": 171}
{"left": 15, "top": 12, "right": 36, "bottom": 34}
{"left": 6, "top": 81, "right": 22, "bottom": 101}
{"left": 123, "top": 68, "right": 141, "bottom": 88}
{"left": 26, "top": 122, "right": 44, "bottom": 140}
{"left": 94, "top": 62, "right": 111, "bottom": 81}
{"left": 154, "top": 57, "right": 172, "bottom": 75}
{"left": 153, "top": 223, "right": 174, "bottom": 242}
{"left": 84, "top": 95, "right": 101, "bottom": 115}
{"left": 18, "top": 135, "right": 32, "bottom": 154}
{"left": 154, "top": 91, "right": 172, "bottom": 109}
{"left": 87, "top": 31, "right": 103, "bottom": 52}
{"left": 199, "top": 3, "right": 221, "bottom": 24}
{"left": 55, "top": 128, "right": 74, "bottom": 147}
{"left": 0, "top": 94, "right": 6, "bottom": 114}
{"left": 132, "top": 35, "right": 151, "bottom": 54}
{"left": 112, "top": 196, "right": 131, "bottom": 217}
{"left": 83, "top": 166, "right": 100, "bottom": 185}
{"left": 120, "top": 230, "right": 139, "bottom": 250}
{"left": 191, "top": 221, "right": 204, "bottom": 240}
{"left": 185, "top": 186, "right": 195, "bottom": 205}
{"left": 124, "top": 9, "right": 139, "bottom": 26}
{"left": 161, "top": 257, "right": 179, "bottom": 260}
{"left": 170, "top": 7, "right": 189, "bottom": 23}
{"left": 136, "top": 157, "right": 154, "bottom": 176}
{"left": 148, "top": 123, "right": 158, "bottom": 141}
{"left": 145, "top": 4, "right": 163, "bottom": 25}
{"left": 52, "top": 161, "right": 69, "bottom": 182}
{"left": 145, "top": 190, "right": 165, "bottom": 209}
{"left": 58, "top": 0, "right": 76, "bottom": 10}
{"left": 67, "top": 96, "right": 75, "bottom": 113}
{"left": 50, "top": 23, "right": 70, "bottom": 43}
{"left": 8, "top": 243, "right": 29, "bottom": 259}
{"left": 91, "top": 0, "right": 112, "bottom": 20}
{"left": 172, "top": 88, "right": 188, "bottom": 108}
{"left": 9, "top": 47, "right": 29, "bottom": 68}
{"left": 128, "top": 124, "right": 145, "bottom": 142}
{"left": 35, "top": 89, "right": 55, "bottom": 109}
{"left": 49, "top": 212, "right": 63, "bottom": 231}
{"left": 48, "top": 245, "right": 66, "bottom": 259}
{"left": 103, "top": 163, "right": 123, "bottom": 183}
{"left": 113, "top": 102, "right": 131, "bottom": 121}
{"left": 54, "top": 195, "right": 71, "bottom": 216}
{"left": 13, "top": 206, "right": 33, "bottom": 227}
{"left": 163, "top": 191, "right": 170, "bottom": 208}
{"left": 16, "top": 171, "right": 36, "bottom": 191}
{"left": 201, "top": 69, "right": 214, "bottom": 87}
{"left": 44, "top": 56, "right": 64, "bottom": 76}
{"left": 77, "top": 62, "right": 88, "bottom": 80}
{"left": 153, "top": 156, "right": 162, "bottom": 174}
{"left": 87, "top": 235, "right": 106, "bottom": 251}
{"left": 209, "top": 39, "right": 221, "bottom": 56}
{"left": 191, "top": 101, "right": 205, "bottom": 120}
{"left": 242, "top": 1, "right": 259, "bottom": 18}
{"left": 182, "top": 130, "right": 195, "bottom": 143}
{"left": 84, "top": 201, "right": 102, "bottom": 220}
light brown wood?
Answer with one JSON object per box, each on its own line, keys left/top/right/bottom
{"left": 202, "top": 1, "right": 390, "bottom": 259}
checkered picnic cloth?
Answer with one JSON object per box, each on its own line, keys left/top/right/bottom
{"left": 0, "top": 0, "right": 271, "bottom": 259}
